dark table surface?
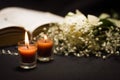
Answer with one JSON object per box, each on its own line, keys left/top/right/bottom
{"left": 0, "top": 53, "right": 120, "bottom": 80}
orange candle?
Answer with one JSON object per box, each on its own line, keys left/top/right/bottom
{"left": 18, "top": 45, "right": 37, "bottom": 63}
{"left": 37, "top": 35, "right": 53, "bottom": 61}
{"left": 18, "top": 31, "right": 37, "bottom": 69}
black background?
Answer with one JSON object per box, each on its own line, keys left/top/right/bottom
{"left": 0, "top": 0, "right": 119, "bottom": 16}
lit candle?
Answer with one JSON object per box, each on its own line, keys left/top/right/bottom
{"left": 18, "top": 31, "right": 37, "bottom": 69}
{"left": 37, "top": 35, "right": 54, "bottom": 62}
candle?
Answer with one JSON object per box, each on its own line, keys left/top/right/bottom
{"left": 18, "top": 31, "right": 37, "bottom": 69}
{"left": 37, "top": 35, "right": 53, "bottom": 62}
{"left": 18, "top": 45, "right": 37, "bottom": 63}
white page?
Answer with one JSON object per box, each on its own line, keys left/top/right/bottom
{"left": 0, "top": 7, "right": 64, "bottom": 32}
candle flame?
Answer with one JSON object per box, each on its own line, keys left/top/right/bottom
{"left": 44, "top": 35, "right": 48, "bottom": 40}
{"left": 25, "top": 31, "right": 29, "bottom": 46}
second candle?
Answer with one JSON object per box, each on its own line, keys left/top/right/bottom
{"left": 37, "top": 35, "right": 53, "bottom": 62}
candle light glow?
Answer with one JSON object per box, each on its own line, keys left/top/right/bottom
{"left": 44, "top": 35, "right": 47, "bottom": 40}
{"left": 25, "top": 31, "right": 29, "bottom": 46}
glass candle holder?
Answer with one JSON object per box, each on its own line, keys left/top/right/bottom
{"left": 37, "top": 36, "right": 54, "bottom": 62}
{"left": 18, "top": 41, "right": 37, "bottom": 69}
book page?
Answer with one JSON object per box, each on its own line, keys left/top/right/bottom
{"left": 0, "top": 7, "right": 64, "bottom": 32}
{"left": 0, "top": 14, "right": 23, "bottom": 29}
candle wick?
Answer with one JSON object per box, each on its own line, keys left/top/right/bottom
{"left": 27, "top": 45, "right": 29, "bottom": 49}
{"left": 45, "top": 40, "right": 46, "bottom": 43}
{"left": 26, "top": 44, "right": 29, "bottom": 49}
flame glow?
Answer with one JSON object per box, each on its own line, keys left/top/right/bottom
{"left": 25, "top": 31, "right": 29, "bottom": 46}
{"left": 44, "top": 35, "right": 48, "bottom": 40}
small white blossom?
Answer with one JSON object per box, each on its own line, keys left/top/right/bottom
{"left": 88, "top": 14, "right": 102, "bottom": 26}
{"left": 99, "top": 13, "right": 110, "bottom": 19}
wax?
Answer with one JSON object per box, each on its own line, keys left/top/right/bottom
{"left": 18, "top": 45, "right": 37, "bottom": 63}
{"left": 37, "top": 38, "right": 53, "bottom": 57}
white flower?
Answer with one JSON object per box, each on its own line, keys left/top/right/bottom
{"left": 87, "top": 14, "right": 102, "bottom": 26}
{"left": 64, "top": 10, "right": 87, "bottom": 31}
{"left": 62, "top": 10, "right": 102, "bottom": 33}
{"left": 108, "top": 18, "right": 120, "bottom": 27}
{"left": 99, "top": 13, "right": 110, "bottom": 19}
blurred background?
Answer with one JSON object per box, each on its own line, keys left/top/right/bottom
{"left": 0, "top": 0, "right": 119, "bottom": 16}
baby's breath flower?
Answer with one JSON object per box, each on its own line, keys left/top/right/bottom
{"left": 33, "top": 10, "right": 120, "bottom": 59}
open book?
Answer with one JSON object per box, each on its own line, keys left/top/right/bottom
{"left": 0, "top": 7, "right": 63, "bottom": 47}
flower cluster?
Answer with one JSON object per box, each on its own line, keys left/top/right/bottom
{"left": 35, "top": 10, "right": 120, "bottom": 59}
